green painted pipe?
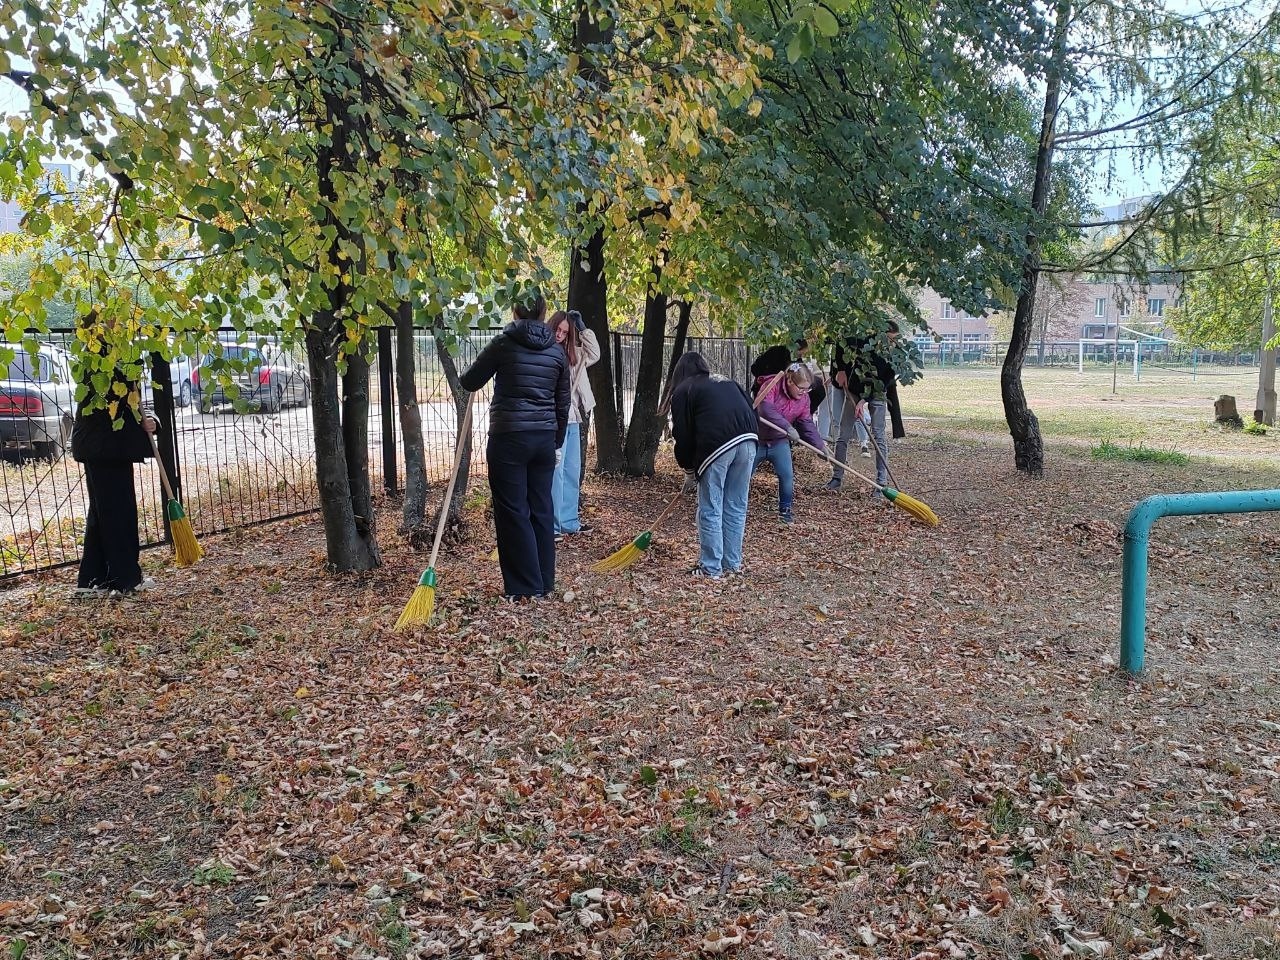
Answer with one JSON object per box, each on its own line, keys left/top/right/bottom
{"left": 1121, "top": 488, "right": 1280, "bottom": 674}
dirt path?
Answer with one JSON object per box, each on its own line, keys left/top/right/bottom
{"left": 1, "top": 434, "right": 1278, "bottom": 958}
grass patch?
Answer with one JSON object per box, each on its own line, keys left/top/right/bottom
{"left": 1090, "top": 439, "right": 1190, "bottom": 465}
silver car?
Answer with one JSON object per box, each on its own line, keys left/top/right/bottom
{"left": 0, "top": 346, "right": 75, "bottom": 460}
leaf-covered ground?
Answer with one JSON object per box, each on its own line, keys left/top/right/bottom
{"left": 2, "top": 432, "right": 1279, "bottom": 959}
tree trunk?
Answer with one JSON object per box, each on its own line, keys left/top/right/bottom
{"left": 395, "top": 300, "right": 430, "bottom": 540}
{"left": 1001, "top": 0, "right": 1069, "bottom": 476}
{"left": 667, "top": 299, "right": 693, "bottom": 386}
{"left": 305, "top": 325, "right": 380, "bottom": 571}
{"left": 622, "top": 262, "right": 671, "bottom": 476}
{"left": 435, "top": 334, "right": 473, "bottom": 534}
{"left": 1255, "top": 284, "right": 1276, "bottom": 425}
{"left": 341, "top": 345, "right": 380, "bottom": 563}
{"left": 568, "top": 0, "right": 624, "bottom": 475}
{"left": 306, "top": 81, "right": 380, "bottom": 572}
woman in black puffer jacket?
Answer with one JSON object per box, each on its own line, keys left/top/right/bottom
{"left": 461, "top": 291, "right": 570, "bottom": 600}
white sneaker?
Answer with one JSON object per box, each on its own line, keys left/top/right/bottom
{"left": 860, "top": 444, "right": 872, "bottom": 458}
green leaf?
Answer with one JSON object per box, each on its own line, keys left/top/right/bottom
{"left": 813, "top": 7, "right": 839, "bottom": 37}
{"left": 639, "top": 765, "right": 658, "bottom": 786}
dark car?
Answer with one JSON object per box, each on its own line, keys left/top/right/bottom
{"left": 194, "top": 342, "right": 310, "bottom": 414}
{"left": 0, "top": 346, "right": 75, "bottom": 460}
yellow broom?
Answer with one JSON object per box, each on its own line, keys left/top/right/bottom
{"left": 395, "top": 398, "right": 474, "bottom": 630}
{"left": 761, "top": 419, "right": 939, "bottom": 526}
{"left": 591, "top": 488, "right": 688, "bottom": 573}
{"left": 148, "top": 433, "right": 204, "bottom": 565}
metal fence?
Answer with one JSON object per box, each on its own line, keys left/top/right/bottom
{"left": 0, "top": 326, "right": 504, "bottom": 579}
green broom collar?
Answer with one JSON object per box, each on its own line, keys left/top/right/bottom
{"left": 417, "top": 568, "right": 437, "bottom": 588}
{"left": 166, "top": 498, "right": 187, "bottom": 521}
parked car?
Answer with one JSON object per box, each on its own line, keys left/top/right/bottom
{"left": 167, "top": 347, "right": 196, "bottom": 408}
{"left": 193, "top": 341, "right": 310, "bottom": 414}
{"left": 0, "top": 346, "right": 75, "bottom": 460}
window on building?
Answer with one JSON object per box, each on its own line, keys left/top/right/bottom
{"left": 1118, "top": 299, "right": 1130, "bottom": 318}
{"left": 1094, "top": 298, "right": 1106, "bottom": 318}
{"left": 941, "top": 301, "right": 956, "bottom": 320}
{"left": 963, "top": 333, "right": 984, "bottom": 344}
{"left": 941, "top": 333, "right": 959, "bottom": 343}
{"left": 1146, "top": 298, "right": 1165, "bottom": 316}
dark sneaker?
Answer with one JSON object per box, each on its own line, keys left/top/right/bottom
{"left": 779, "top": 512, "right": 794, "bottom": 525}
{"left": 822, "top": 478, "right": 842, "bottom": 493}
{"left": 689, "top": 566, "right": 722, "bottom": 581}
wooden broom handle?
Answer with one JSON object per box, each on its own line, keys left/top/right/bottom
{"left": 147, "top": 431, "right": 179, "bottom": 502}
{"left": 649, "top": 487, "right": 687, "bottom": 531}
{"left": 427, "top": 397, "right": 474, "bottom": 571}
{"left": 759, "top": 417, "right": 885, "bottom": 492}
{"left": 753, "top": 369, "right": 787, "bottom": 409}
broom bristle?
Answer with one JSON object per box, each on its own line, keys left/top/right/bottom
{"left": 890, "top": 490, "right": 940, "bottom": 526}
{"left": 170, "top": 518, "right": 204, "bottom": 566}
{"left": 591, "top": 542, "right": 643, "bottom": 573}
{"left": 395, "top": 584, "right": 437, "bottom": 630}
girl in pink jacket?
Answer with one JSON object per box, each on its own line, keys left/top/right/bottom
{"left": 753, "top": 364, "right": 825, "bottom": 525}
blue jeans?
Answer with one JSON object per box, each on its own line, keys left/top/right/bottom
{"left": 753, "top": 441, "right": 794, "bottom": 517}
{"left": 552, "top": 422, "right": 582, "bottom": 533}
{"left": 697, "top": 441, "right": 754, "bottom": 576}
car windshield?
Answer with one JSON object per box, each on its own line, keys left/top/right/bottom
{"left": 5, "top": 353, "right": 54, "bottom": 383}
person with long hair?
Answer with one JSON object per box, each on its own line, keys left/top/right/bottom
{"left": 460, "top": 289, "right": 570, "bottom": 600}
{"left": 754, "top": 362, "right": 825, "bottom": 525}
{"left": 668, "top": 352, "right": 758, "bottom": 579}
{"left": 547, "top": 309, "right": 599, "bottom": 541}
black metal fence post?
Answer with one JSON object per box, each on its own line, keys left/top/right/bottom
{"left": 377, "top": 326, "right": 397, "bottom": 495}
{"left": 150, "top": 351, "right": 179, "bottom": 545}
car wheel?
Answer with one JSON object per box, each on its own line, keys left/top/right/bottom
{"left": 299, "top": 380, "right": 311, "bottom": 408}
{"left": 179, "top": 380, "right": 192, "bottom": 408}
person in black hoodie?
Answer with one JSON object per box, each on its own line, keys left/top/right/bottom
{"left": 71, "top": 315, "right": 159, "bottom": 596}
{"left": 669, "top": 352, "right": 758, "bottom": 579}
{"left": 825, "top": 321, "right": 906, "bottom": 495}
{"left": 460, "top": 291, "right": 570, "bottom": 600}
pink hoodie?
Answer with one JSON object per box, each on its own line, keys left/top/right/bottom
{"left": 754, "top": 375, "right": 825, "bottom": 450}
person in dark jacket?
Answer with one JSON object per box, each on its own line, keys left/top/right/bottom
{"left": 825, "top": 321, "right": 906, "bottom": 494}
{"left": 460, "top": 291, "right": 570, "bottom": 600}
{"left": 71, "top": 324, "right": 159, "bottom": 596}
{"left": 669, "top": 352, "right": 758, "bottom": 579}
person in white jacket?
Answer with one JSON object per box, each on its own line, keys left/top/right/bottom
{"left": 549, "top": 309, "right": 599, "bottom": 539}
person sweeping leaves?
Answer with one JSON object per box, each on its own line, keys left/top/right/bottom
{"left": 825, "top": 321, "right": 907, "bottom": 496}
{"left": 669, "top": 352, "right": 758, "bottom": 580}
{"left": 70, "top": 312, "right": 165, "bottom": 597}
{"left": 753, "top": 363, "right": 825, "bottom": 525}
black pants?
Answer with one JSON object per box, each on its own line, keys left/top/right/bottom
{"left": 79, "top": 461, "right": 143, "bottom": 591}
{"left": 488, "top": 430, "right": 557, "bottom": 598}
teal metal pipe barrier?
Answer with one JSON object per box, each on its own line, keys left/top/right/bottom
{"left": 1121, "top": 489, "right": 1280, "bottom": 674}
